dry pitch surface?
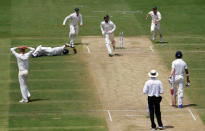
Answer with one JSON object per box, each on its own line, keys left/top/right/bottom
{"left": 82, "top": 36, "right": 205, "bottom": 131}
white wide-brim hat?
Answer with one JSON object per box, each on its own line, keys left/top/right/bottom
{"left": 148, "top": 69, "right": 159, "bottom": 78}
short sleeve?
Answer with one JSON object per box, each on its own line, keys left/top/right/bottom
{"left": 143, "top": 81, "right": 149, "bottom": 94}
{"left": 171, "top": 61, "right": 175, "bottom": 69}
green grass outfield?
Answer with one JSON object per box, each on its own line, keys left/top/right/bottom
{"left": 0, "top": 0, "right": 205, "bottom": 130}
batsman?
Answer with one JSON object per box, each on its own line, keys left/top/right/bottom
{"left": 169, "top": 51, "right": 190, "bottom": 108}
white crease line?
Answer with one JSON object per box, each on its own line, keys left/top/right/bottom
{"left": 107, "top": 110, "right": 113, "bottom": 122}
{"left": 124, "top": 114, "right": 144, "bottom": 117}
{"left": 188, "top": 108, "right": 197, "bottom": 120}
{"left": 86, "top": 46, "right": 91, "bottom": 54}
{"left": 149, "top": 46, "right": 154, "bottom": 52}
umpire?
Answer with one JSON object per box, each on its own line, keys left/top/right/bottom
{"left": 143, "top": 70, "right": 164, "bottom": 130}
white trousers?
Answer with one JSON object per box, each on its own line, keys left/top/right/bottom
{"left": 151, "top": 23, "right": 162, "bottom": 35}
{"left": 173, "top": 75, "right": 184, "bottom": 105}
{"left": 18, "top": 70, "right": 30, "bottom": 101}
{"left": 104, "top": 33, "right": 114, "bottom": 54}
{"left": 69, "top": 25, "right": 79, "bottom": 48}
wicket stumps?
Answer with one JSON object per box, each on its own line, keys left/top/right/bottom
{"left": 119, "top": 32, "right": 123, "bottom": 49}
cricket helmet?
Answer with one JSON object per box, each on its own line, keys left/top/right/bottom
{"left": 175, "top": 51, "right": 183, "bottom": 58}
{"left": 152, "top": 6, "right": 157, "bottom": 10}
{"left": 63, "top": 49, "right": 69, "bottom": 55}
{"left": 75, "top": 8, "right": 79, "bottom": 12}
{"left": 104, "top": 14, "right": 109, "bottom": 20}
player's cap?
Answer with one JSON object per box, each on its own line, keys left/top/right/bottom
{"left": 152, "top": 6, "right": 157, "bottom": 10}
{"left": 148, "top": 69, "right": 159, "bottom": 78}
{"left": 104, "top": 14, "right": 109, "bottom": 20}
{"left": 63, "top": 49, "right": 69, "bottom": 55}
{"left": 175, "top": 51, "right": 183, "bottom": 58}
{"left": 75, "top": 8, "right": 79, "bottom": 12}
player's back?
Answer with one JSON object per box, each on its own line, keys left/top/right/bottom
{"left": 172, "top": 59, "right": 187, "bottom": 76}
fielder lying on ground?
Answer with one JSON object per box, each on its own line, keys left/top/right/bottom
{"left": 32, "top": 44, "right": 69, "bottom": 57}
{"left": 10, "top": 46, "right": 35, "bottom": 103}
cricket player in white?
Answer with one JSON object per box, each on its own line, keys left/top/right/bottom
{"left": 100, "top": 15, "right": 116, "bottom": 57}
{"left": 10, "top": 46, "right": 35, "bottom": 103}
{"left": 32, "top": 44, "right": 69, "bottom": 57}
{"left": 169, "top": 51, "right": 190, "bottom": 108}
{"left": 62, "top": 8, "right": 83, "bottom": 54}
{"left": 146, "top": 6, "right": 163, "bottom": 42}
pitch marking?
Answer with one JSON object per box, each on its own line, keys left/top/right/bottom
{"left": 188, "top": 108, "right": 197, "bottom": 120}
{"left": 107, "top": 110, "right": 113, "bottom": 122}
{"left": 149, "top": 46, "right": 154, "bottom": 52}
{"left": 86, "top": 46, "right": 91, "bottom": 54}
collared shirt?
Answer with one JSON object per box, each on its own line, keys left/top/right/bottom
{"left": 10, "top": 47, "right": 35, "bottom": 71}
{"left": 143, "top": 78, "right": 163, "bottom": 97}
{"left": 100, "top": 20, "right": 116, "bottom": 34}
{"left": 172, "top": 59, "right": 188, "bottom": 77}
{"left": 148, "top": 11, "right": 161, "bottom": 24}
{"left": 63, "top": 12, "right": 83, "bottom": 26}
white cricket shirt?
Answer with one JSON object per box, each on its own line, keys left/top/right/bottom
{"left": 100, "top": 20, "right": 116, "bottom": 34}
{"left": 148, "top": 11, "right": 161, "bottom": 24}
{"left": 63, "top": 12, "right": 83, "bottom": 26}
{"left": 143, "top": 78, "right": 163, "bottom": 97}
{"left": 11, "top": 47, "right": 35, "bottom": 71}
{"left": 37, "top": 45, "right": 65, "bottom": 56}
{"left": 172, "top": 59, "right": 188, "bottom": 76}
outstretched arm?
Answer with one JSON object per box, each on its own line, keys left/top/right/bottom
{"left": 146, "top": 13, "right": 150, "bottom": 21}
{"left": 62, "top": 15, "right": 71, "bottom": 26}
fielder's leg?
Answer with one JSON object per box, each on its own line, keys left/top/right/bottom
{"left": 18, "top": 71, "right": 30, "bottom": 103}
{"left": 110, "top": 33, "right": 116, "bottom": 50}
{"left": 105, "top": 34, "right": 113, "bottom": 56}
{"left": 157, "top": 24, "right": 163, "bottom": 43}
{"left": 151, "top": 23, "right": 156, "bottom": 41}
{"left": 69, "top": 25, "right": 77, "bottom": 54}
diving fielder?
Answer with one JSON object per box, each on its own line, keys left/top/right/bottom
{"left": 146, "top": 6, "right": 163, "bottom": 42}
{"left": 169, "top": 51, "right": 190, "bottom": 108}
{"left": 62, "top": 8, "right": 83, "bottom": 54}
{"left": 32, "top": 44, "right": 69, "bottom": 57}
{"left": 100, "top": 15, "right": 116, "bottom": 57}
{"left": 10, "top": 46, "right": 35, "bottom": 103}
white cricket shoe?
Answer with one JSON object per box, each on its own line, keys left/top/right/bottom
{"left": 19, "top": 99, "right": 28, "bottom": 103}
{"left": 65, "top": 43, "right": 71, "bottom": 47}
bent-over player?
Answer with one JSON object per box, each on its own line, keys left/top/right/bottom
{"left": 100, "top": 15, "right": 116, "bottom": 57}
{"left": 146, "top": 6, "right": 163, "bottom": 42}
{"left": 32, "top": 44, "right": 69, "bottom": 57}
{"left": 169, "top": 51, "right": 190, "bottom": 108}
{"left": 62, "top": 8, "right": 83, "bottom": 54}
{"left": 10, "top": 46, "right": 35, "bottom": 103}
